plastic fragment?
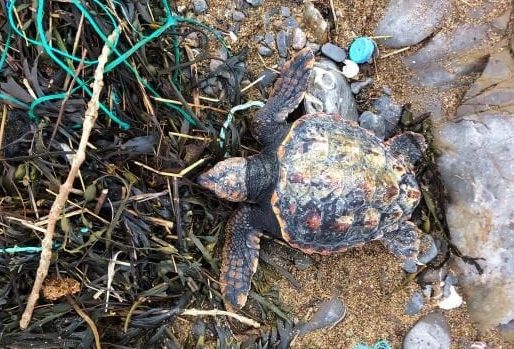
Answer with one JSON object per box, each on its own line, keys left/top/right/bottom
{"left": 349, "top": 36, "right": 376, "bottom": 64}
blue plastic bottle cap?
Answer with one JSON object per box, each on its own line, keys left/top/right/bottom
{"left": 348, "top": 37, "right": 376, "bottom": 64}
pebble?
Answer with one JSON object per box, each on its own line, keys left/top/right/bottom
{"left": 258, "top": 45, "right": 274, "bottom": 57}
{"left": 232, "top": 10, "right": 245, "bottom": 22}
{"left": 342, "top": 59, "right": 360, "bottom": 79}
{"left": 403, "top": 312, "right": 451, "bottom": 349}
{"left": 259, "top": 68, "right": 279, "bottom": 90}
{"left": 291, "top": 28, "right": 307, "bottom": 50}
{"left": 306, "top": 42, "right": 321, "bottom": 53}
{"left": 350, "top": 78, "right": 373, "bottom": 94}
{"left": 303, "top": 0, "right": 328, "bottom": 43}
{"left": 192, "top": 0, "right": 208, "bottom": 14}
{"left": 469, "top": 342, "right": 488, "bottom": 349}
{"left": 372, "top": 95, "right": 402, "bottom": 138}
{"left": 263, "top": 33, "right": 275, "bottom": 48}
{"left": 245, "top": 0, "right": 263, "bottom": 6}
{"left": 321, "top": 43, "right": 347, "bottom": 63}
{"left": 418, "top": 235, "right": 438, "bottom": 264}
{"left": 359, "top": 111, "right": 386, "bottom": 139}
{"left": 276, "top": 30, "right": 290, "bottom": 58}
{"left": 281, "top": 6, "right": 291, "bottom": 17}
{"left": 404, "top": 291, "right": 425, "bottom": 316}
{"left": 296, "top": 297, "right": 347, "bottom": 335}
{"left": 284, "top": 16, "right": 299, "bottom": 29}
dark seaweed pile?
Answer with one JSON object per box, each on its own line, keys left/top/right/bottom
{"left": 0, "top": 1, "right": 295, "bottom": 347}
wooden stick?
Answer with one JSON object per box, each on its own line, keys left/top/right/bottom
{"left": 180, "top": 308, "right": 261, "bottom": 328}
{"left": 19, "top": 29, "right": 119, "bottom": 330}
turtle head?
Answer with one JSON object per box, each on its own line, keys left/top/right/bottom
{"left": 198, "top": 157, "right": 248, "bottom": 202}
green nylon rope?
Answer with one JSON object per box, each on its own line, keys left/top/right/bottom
{"left": 2, "top": 0, "right": 227, "bottom": 129}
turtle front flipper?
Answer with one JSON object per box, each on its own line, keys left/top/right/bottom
{"left": 221, "top": 205, "right": 263, "bottom": 310}
{"left": 252, "top": 48, "right": 315, "bottom": 147}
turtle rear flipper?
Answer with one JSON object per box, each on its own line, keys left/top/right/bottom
{"left": 252, "top": 48, "right": 315, "bottom": 147}
{"left": 221, "top": 206, "right": 263, "bottom": 310}
{"left": 386, "top": 132, "right": 427, "bottom": 165}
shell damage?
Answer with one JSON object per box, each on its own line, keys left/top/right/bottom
{"left": 271, "top": 113, "right": 420, "bottom": 254}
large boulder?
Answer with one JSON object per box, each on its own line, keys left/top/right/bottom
{"left": 435, "top": 50, "right": 514, "bottom": 340}
{"left": 375, "top": 0, "right": 452, "bottom": 48}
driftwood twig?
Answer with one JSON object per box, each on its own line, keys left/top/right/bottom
{"left": 19, "top": 28, "right": 119, "bottom": 330}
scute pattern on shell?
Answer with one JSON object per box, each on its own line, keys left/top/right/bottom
{"left": 271, "top": 113, "right": 420, "bottom": 254}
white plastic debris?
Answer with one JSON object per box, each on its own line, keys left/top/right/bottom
{"left": 438, "top": 285, "right": 463, "bottom": 310}
{"left": 342, "top": 59, "right": 359, "bottom": 79}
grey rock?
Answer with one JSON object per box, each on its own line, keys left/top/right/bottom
{"left": 245, "top": 0, "right": 263, "bottom": 6}
{"left": 435, "top": 52, "right": 514, "bottom": 337}
{"left": 296, "top": 297, "right": 347, "bottom": 335}
{"left": 280, "top": 6, "right": 291, "bottom": 17}
{"left": 276, "top": 30, "right": 290, "bottom": 58}
{"left": 291, "top": 28, "right": 307, "bottom": 50}
{"left": 417, "top": 235, "right": 438, "bottom": 265}
{"left": 499, "top": 320, "right": 514, "bottom": 343}
{"left": 403, "top": 312, "right": 451, "bottom": 349}
{"left": 321, "top": 43, "right": 347, "bottom": 63}
{"left": 405, "top": 291, "right": 425, "bottom": 316}
{"left": 259, "top": 68, "right": 279, "bottom": 90}
{"left": 350, "top": 78, "right": 373, "bottom": 94}
{"left": 359, "top": 111, "right": 386, "bottom": 139}
{"left": 404, "top": 23, "right": 496, "bottom": 89}
{"left": 258, "top": 45, "right": 273, "bottom": 57}
{"left": 303, "top": 0, "right": 328, "bottom": 43}
{"left": 402, "top": 259, "right": 418, "bottom": 274}
{"left": 284, "top": 16, "right": 299, "bottom": 29}
{"left": 263, "top": 33, "right": 275, "bottom": 48}
{"left": 232, "top": 10, "right": 245, "bottom": 22}
{"left": 192, "top": 0, "right": 208, "bottom": 14}
{"left": 306, "top": 42, "right": 321, "bottom": 53}
{"left": 304, "top": 59, "right": 359, "bottom": 121}
{"left": 372, "top": 95, "right": 402, "bottom": 138}
{"left": 375, "top": 0, "right": 452, "bottom": 48}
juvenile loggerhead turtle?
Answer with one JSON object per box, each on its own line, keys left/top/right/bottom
{"left": 198, "top": 48, "right": 428, "bottom": 310}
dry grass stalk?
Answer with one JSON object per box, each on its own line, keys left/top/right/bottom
{"left": 19, "top": 28, "right": 120, "bottom": 330}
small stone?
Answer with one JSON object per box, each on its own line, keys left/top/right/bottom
{"left": 192, "top": 0, "right": 208, "bottom": 14}
{"left": 304, "top": 59, "right": 359, "bottom": 121}
{"left": 321, "top": 43, "right": 347, "bottom": 63}
{"left": 372, "top": 95, "right": 402, "bottom": 138}
{"left": 291, "top": 28, "right": 307, "bottom": 50}
{"left": 280, "top": 6, "right": 291, "bottom": 17}
{"left": 402, "top": 259, "right": 418, "bottom": 274}
{"left": 303, "top": 0, "right": 328, "bottom": 43}
{"left": 350, "top": 78, "right": 373, "bottom": 94}
{"left": 418, "top": 234, "right": 438, "bottom": 264}
{"left": 284, "top": 16, "right": 299, "bottom": 29}
{"left": 245, "top": 0, "right": 263, "bottom": 7}
{"left": 306, "top": 42, "right": 321, "bottom": 53}
{"left": 405, "top": 291, "right": 425, "bottom": 315}
{"left": 403, "top": 312, "right": 451, "bottom": 349}
{"left": 259, "top": 69, "right": 279, "bottom": 90}
{"left": 276, "top": 30, "right": 290, "bottom": 58}
{"left": 469, "top": 342, "right": 488, "bottom": 349}
{"left": 263, "top": 33, "right": 275, "bottom": 48}
{"left": 258, "top": 45, "right": 273, "bottom": 57}
{"left": 341, "top": 59, "right": 360, "bottom": 79}
{"left": 359, "top": 111, "right": 385, "bottom": 139}
{"left": 232, "top": 10, "right": 245, "bottom": 21}
{"left": 296, "top": 297, "right": 347, "bottom": 335}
